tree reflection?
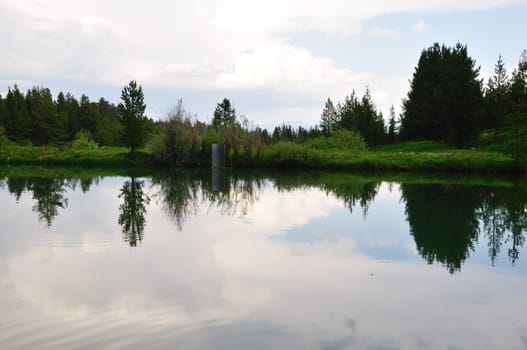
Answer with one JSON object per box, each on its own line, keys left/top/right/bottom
{"left": 272, "top": 171, "right": 380, "bottom": 217}
{"left": 401, "top": 182, "right": 527, "bottom": 272}
{"left": 151, "top": 170, "right": 264, "bottom": 230}
{"left": 0, "top": 168, "right": 526, "bottom": 269}
{"left": 400, "top": 184, "right": 482, "bottom": 273}
{"left": 29, "top": 178, "right": 69, "bottom": 227}
{"left": 477, "top": 184, "right": 527, "bottom": 265}
{"left": 118, "top": 177, "right": 150, "bottom": 247}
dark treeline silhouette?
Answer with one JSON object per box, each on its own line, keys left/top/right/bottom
{"left": 0, "top": 83, "right": 155, "bottom": 147}
{"left": 0, "top": 86, "right": 120, "bottom": 145}
{"left": 1, "top": 170, "right": 526, "bottom": 267}
{"left": 400, "top": 44, "right": 527, "bottom": 158}
{"left": 320, "top": 88, "right": 386, "bottom": 149}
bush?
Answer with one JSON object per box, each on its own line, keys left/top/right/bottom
{"left": 306, "top": 129, "right": 367, "bottom": 151}
{"left": 70, "top": 130, "right": 98, "bottom": 150}
{"left": 264, "top": 141, "right": 322, "bottom": 167}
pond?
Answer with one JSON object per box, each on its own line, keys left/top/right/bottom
{"left": 0, "top": 167, "right": 526, "bottom": 350}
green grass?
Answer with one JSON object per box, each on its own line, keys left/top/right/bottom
{"left": 0, "top": 144, "right": 155, "bottom": 167}
{"left": 257, "top": 140, "right": 519, "bottom": 173}
{"left": 376, "top": 140, "right": 451, "bottom": 152}
{"left": 0, "top": 140, "right": 522, "bottom": 174}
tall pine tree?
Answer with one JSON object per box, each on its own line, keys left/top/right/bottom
{"left": 401, "top": 43, "right": 483, "bottom": 147}
{"left": 118, "top": 80, "right": 147, "bottom": 153}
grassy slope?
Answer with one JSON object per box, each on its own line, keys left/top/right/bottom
{"left": 260, "top": 141, "right": 517, "bottom": 173}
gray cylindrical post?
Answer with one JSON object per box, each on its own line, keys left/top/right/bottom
{"left": 212, "top": 143, "right": 225, "bottom": 168}
{"left": 211, "top": 168, "right": 225, "bottom": 192}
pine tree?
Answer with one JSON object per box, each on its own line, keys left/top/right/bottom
{"left": 26, "top": 86, "right": 65, "bottom": 145}
{"left": 320, "top": 98, "right": 338, "bottom": 136}
{"left": 118, "top": 80, "right": 147, "bottom": 153}
{"left": 388, "top": 105, "right": 397, "bottom": 144}
{"left": 5, "top": 85, "right": 30, "bottom": 142}
{"left": 401, "top": 43, "right": 483, "bottom": 146}
{"left": 503, "top": 50, "right": 527, "bottom": 163}
{"left": 212, "top": 98, "right": 237, "bottom": 129}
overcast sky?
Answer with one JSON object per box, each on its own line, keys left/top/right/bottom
{"left": 1, "top": 0, "right": 526, "bottom": 129}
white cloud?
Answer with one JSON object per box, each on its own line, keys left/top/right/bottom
{"left": 369, "top": 27, "right": 400, "bottom": 38}
{"left": 411, "top": 19, "right": 427, "bottom": 35}
{"left": 0, "top": 0, "right": 518, "bottom": 125}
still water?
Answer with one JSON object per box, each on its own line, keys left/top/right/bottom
{"left": 0, "top": 167, "right": 526, "bottom": 350}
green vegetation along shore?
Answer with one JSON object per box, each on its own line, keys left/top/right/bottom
{"left": 0, "top": 140, "right": 520, "bottom": 174}
{"left": 1, "top": 43, "right": 525, "bottom": 173}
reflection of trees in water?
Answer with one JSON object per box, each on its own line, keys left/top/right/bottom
{"left": 1, "top": 170, "right": 526, "bottom": 270}
{"left": 477, "top": 185, "right": 527, "bottom": 265}
{"left": 152, "top": 170, "right": 378, "bottom": 231}
{"left": 272, "top": 172, "right": 380, "bottom": 217}
{"left": 118, "top": 177, "right": 150, "bottom": 247}
{"left": 29, "top": 178, "right": 69, "bottom": 227}
{"left": 2, "top": 177, "right": 69, "bottom": 227}
{"left": 0, "top": 174, "right": 101, "bottom": 227}
{"left": 401, "top": 183, "right": 527, "bottom": 273}
{"left": 207, "top": 177, "right": 265, "bottom": 218}
{"left": 401, "top": 184, "right": 482, "bottom": 273}
{"left": 151, "top": 172, "right": 202, "bottom": 231}
{"left": 151, "top": 171, "right": 264, "bottom": 230}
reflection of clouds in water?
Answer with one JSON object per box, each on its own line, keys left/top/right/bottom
{"left": 320, "top": 318, "right": 401, "bottom": 350}
{"left": 3, "top": 177, "right": 527, "bottom": 349}
{"left": 241, "top": 187, "right": 341, "bottom": 234}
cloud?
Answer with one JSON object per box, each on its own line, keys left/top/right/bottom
{"left": 411, "top": 19, "right": 427, "bottom": 35}
{"left": 0, "top": 0, "right": 518, "bottom": 125}
{"left": 369, "top": 27, "right": 400, "bottom": 38}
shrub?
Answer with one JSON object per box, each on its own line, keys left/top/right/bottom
{"left": 70, "top": 130, "right": 98, "bottom": 150}
{"left": 306, "top": 129, "right": 367, "bottom": 151}
{"left": 265, "top": 141, "right": 322, "bottom": 167}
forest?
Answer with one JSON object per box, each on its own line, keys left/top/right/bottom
{"left": 0, "top": 42, "right": 526, "bottom": 170}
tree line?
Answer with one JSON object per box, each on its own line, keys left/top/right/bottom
{"left": 0, "top": 83, "right": 156, "bottom": 148}
{"left": 399, "top": 44, "right": 527, "bottom": 160}
{"left": 318, "top": 43, "right": 527, "bottom": 158}
{"left": 0, "top": 42, "right": 526, "bottom": 164}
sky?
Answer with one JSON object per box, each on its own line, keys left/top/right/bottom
{"left": 1, "top": 0, "right": 526, "bottom": 130}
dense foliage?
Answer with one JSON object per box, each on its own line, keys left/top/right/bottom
{"left": 400, "top": 43, "right": 483, "bottom": 146}
{"left": 0, "top": 86, "right": 127, "bottom": 147}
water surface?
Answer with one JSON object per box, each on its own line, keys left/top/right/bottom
{"left": 0, "top": 167, "right": 526, "bottom": 350}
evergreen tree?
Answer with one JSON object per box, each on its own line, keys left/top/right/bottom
{"left": 212, "top": 98, "right": 237, "bottom": 129}
{"left": 401, "top": 43, "right": 483, "bottom": 147}
{"left": 78, "top": 94, "right": 99, "bottom": 137}
{"left": 484, "top": 54, "right": 510, "bottom": 139}
{"left": 95, "top": 97, "right": 122, "bottom": 146}
{"left": 0, "top": 94, "right": 5, "bottom": 134}
{"left": 5, "top": 85, "right": 30, "bottom": 142}
{"left": 338, "top": 91, "right": 360, "bottom": 132}
{"left": 57, "top": 92, "right": 81, "bottom": 140}
{"left": 118, "top": 80, "right": 147, "bottom": 153}
{"left": 320, "top": 98, "right": 338, "bottom": 135}
{"left": 503, "top": 50, "right": 527, "bottom": 163}
{"left": 388, "top": 105, "right": 397, "bottom": 144}
{"left": 336, "top": 88, "right": 385, "bottom": 148}
{"left": 26, "top": 86, "right": 65, "bottom": 145}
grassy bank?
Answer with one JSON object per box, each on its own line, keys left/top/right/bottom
{"left": 0, "top": 143, "right": 155, "bottom": 167}
{"left": 0, "top": 141, "right": 521, "bottom": 173}
{"left": 259, "top": 141, "right": 519, "bottom": 173}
